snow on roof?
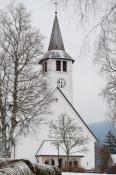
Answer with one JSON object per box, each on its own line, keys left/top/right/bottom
{"left": 35, "top": 140, "right": 84, "bottom": 157}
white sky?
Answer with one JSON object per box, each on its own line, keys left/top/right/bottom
{"left": 0, "top": 0, "right": 108, "bottom": 124}
{"left": 0, "top": 0, "right": 110, "bottom": 161}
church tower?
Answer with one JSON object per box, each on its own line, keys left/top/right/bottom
{"left": 39, "top": 12, "right": 74, "bottom": 103}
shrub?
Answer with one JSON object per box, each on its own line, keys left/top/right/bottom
{"left": 62, "top": 165, "right": 85, "bottom": 172}
{"left": 107, "top": 165, "right": 116, "bottom": 174}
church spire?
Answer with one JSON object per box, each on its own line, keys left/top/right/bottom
{"left": 48, "top": 13, "right": 65, "bottom": 51}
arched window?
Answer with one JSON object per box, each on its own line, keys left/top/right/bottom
{"left": 63, "top": 61, "right": 67, "bottom": 72}
{"left": 43, "top": 62, "right": 47, "bottom": 73}
{"left": 45, "top": 160, "right": 49, "bottom": 164}
{"left": 45, "top": 62, "right": 47, "bottom": 72}
{"left": 56, "top": 60, "right": 61, "bottom": 71}
{"left": 51, "top": 159, "right": 55, "bottom": 165}
{"left": 59, "top": 158, "right": 62, "bottom": 168}
{"left": 74, "top": 161, "right": 78, "bottom": 168}
{"left": 69, "top": 161, "right": 72, "bottom": 168}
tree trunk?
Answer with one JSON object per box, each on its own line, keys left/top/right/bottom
{"left": 66, "top": 153, "right": 69, "bottom": 171}
{"left": 0, "top": 85, "right": 7, "bottom": 157}
{"left": 8, "top": 58, "right": 19, "bottom": 158}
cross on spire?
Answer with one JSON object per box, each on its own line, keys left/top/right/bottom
{"left": 53, "top": 0, "right": 58, "bottom": 15}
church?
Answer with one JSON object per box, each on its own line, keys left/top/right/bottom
{"left": 35, "top": 10, "right": 97, "bottom": 171}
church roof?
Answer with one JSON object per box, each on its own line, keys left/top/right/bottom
{"left": 48, "top": 14, "right": 65, "bottom": 51}
{"left": 57, "top": 87, "right": 98, "bottom": 142}
{"left": 39, "top": 50, "right": 74, "bottom": 64}
{"left": 39, "top": 14, "right": 74, "bottom": 64}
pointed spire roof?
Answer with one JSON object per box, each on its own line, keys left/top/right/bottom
{"left": 48, "top": 14, "right": 65, "bottom": 51}
{"left": 39, "top": 13, "right": 75, "bottom": 64}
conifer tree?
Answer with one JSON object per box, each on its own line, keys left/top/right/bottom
{"left": 103, "top": 130, "right": 116, "bottom": 154}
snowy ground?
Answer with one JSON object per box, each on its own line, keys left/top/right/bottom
{"left": 62, "top": 173, "right": 114, "bottom": 175}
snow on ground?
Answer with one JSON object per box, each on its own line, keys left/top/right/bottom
{"left": 62, "top": 173, "right": 114, "bottom": 175}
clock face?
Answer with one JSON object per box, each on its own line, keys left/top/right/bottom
{"left": 57, "top": 78, "right": 66, "bottom": 88}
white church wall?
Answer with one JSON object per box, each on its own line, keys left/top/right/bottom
{"left": 81, "top": 142, "right": 95, "bottom": 169}
{"left": 36, "top": 88, "right": 97, "bottom": 169}
{"left": 43, "top": 59, "right": 73, "bottom": 103}
{"left": 37, "top": 156, "right": 43, "bottom": 164}
{"left": 111, "top": 154, "right": 116, "bottom": 164}
{"left": 43, "top": 88, "right": 96, "bottom": 141}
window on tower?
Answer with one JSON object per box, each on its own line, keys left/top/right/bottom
{"left": 43, "top": 62, "right": 47, "bottom": 73}
{"left": 56, "top": 60, "right": 61, "bottom": 71}
{"left": 45, "top": 62, "right": 47, "bottom": 72}
{"left": 42, "top": 64, "right": 44, "bottom": 73}
{"left": 63, "top": 61, "right": 67, "bottom": 72}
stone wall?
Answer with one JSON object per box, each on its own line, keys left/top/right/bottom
{"left": 0, "top": 159, "right": 61, "bottom": 175}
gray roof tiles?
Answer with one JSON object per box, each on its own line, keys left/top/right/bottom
{"left": 48, "top": 15, "right": 65, "bottom": 51}
{"left": 39, "top": 14, "right": 75, "bottom": 64}
{"left": 39, "top": 50, "right": 74, "bottom": 64}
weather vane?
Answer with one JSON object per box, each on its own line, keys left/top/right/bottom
{"left": 53, "top": 0, "right": 58, "bottom": 14}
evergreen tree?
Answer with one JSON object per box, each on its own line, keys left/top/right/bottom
{"left": 103, "top": 130, "right": 116, "bottom": 154}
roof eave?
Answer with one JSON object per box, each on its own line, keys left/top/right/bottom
{"left": 36, "top": 154, "right": 84, "bottom": 157}
{"left": 57, "top": 87, "right": 98, "bottom": 142}
{"left": 39, "top": 57, "right": 75, "bottom": 64}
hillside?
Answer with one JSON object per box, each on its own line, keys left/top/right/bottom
{"left": 88, "top": 120, "right": 116, "bottom": 143}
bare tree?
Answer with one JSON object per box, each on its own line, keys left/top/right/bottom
{"left": 58, "top": 0, "right": 116, "bottom": 123}
{"left": 99, "top": 145, "right": 112, "bottom": 173}
{"left": 49, "top": 113, "right": 88, "bottom": 171}
{"left": 59, "top": 0, "right": 98, "bottom": 20}
{"left": 0, "top": 2, "right": 51, "bottom": 158}
{"left": 58, "top": 1, "right": 116, "bottom": 20}
{"left": 95, "top": 9, "right": 116, "bottom": 122}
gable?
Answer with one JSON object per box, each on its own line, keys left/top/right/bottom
{"left": 48, "top": 87, "right": 98, "bottom": 142}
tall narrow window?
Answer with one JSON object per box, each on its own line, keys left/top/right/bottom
{"left": 45, "top": 62, "right": 47, "bottom": 72}
{"left": 56, "top": 60, "right": 61, "bottom": 71}
{"left": 43, "top": 62, "right": 47, "bottom": 73}
{"left": 74, "top": 161, "right": 78, "bottom": 168}
{"left": 42, "top": 63, "right": 44, "bottom": 73}
{"left": 69, "top": 161, "right": 72, "bottom": 168}
{"left": 63, "top": 61, "right": 67, "bottom": 72}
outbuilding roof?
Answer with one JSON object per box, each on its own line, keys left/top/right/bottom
{"left": 35, "top": 140, "right": 84, "bottom": 157}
